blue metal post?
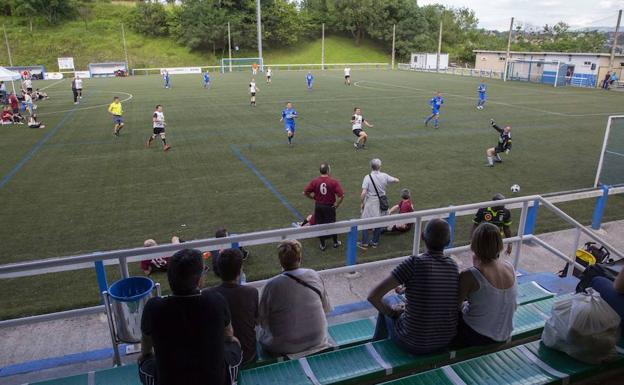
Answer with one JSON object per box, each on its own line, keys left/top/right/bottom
{"left": 592, "top": 185, "right": 610, "bottom": 230}
{"left": 524, "top": 199, "right": 540, "bottom": 235}
{"left": 446, "top": 208, "right": 456, "bottom": 248}
{"left": 346, "top": 226, "right": 358, "bottom": 266}
{"left": 94, "top": 261, "right": 108, "bottom": 300}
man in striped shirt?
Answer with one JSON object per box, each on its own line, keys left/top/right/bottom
{"left": 367, "top": 218, "right": 459, "bottom": 354}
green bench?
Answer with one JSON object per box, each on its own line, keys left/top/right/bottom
{"left": 379, "top": 339, "right": 624, "bottom": 385}
{"left": 239, "top": 294, "right": 565, "bottom": 385}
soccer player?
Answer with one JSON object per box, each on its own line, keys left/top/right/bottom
{"left": 249, "top": 78, "right": 259, "bottom": 107}
{"left": 305, "top": 71, "right": 314, "bottom": 90}
{"left": 424, "top": 92, "right": 444, "bottom": 129}
{"left": 22, "top": 77, "right": 33, "bottom": 94}
{"left": 108, "top": 96, "right": 124, "bottom": 136}
{"left": 266, "top": 67, "right": 272, "bottom": 84}
{"left": 71, "top": 76, "right": 83, "bottom": 104}
{"left": 352, "top": 107, "right": 373, "bottom": 150}
{"left": 146, "top": 105, "right": 171, "bottom": 151}
{"left": 162, "top": 70, "right": 171, "bottom": 89}
{"left": 486, "top": 119, "right": 512, "bottom": 167}
{"left": 252, "top": 62, "right": 258, "bottom": 75}
{"left": 280, "top": 102, "right": 298, "bottom": 145}
{"left": 477, "top": 81, "right": 487, "bottom": 110}
{"left": 344, "top": 67, "right": 351, "bottom": 86}
{"left": 202, "top": 70, "right": 211, "bottom": 89}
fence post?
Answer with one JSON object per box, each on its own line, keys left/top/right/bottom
{"left": 118, "top": 257, "right": 129, "bottom": 279}
{"left": 592, "top": 185, "right": 610, "bottom": 230}
{"left": 524, "top": 199, "right": 540, "bottom": 235}
{"left": 346, "top": 225, "right": 358, "bottom": 266}
{"left": 95, "top": 261, "right": 108, "bottom": 300}
{"left": 446, "top": 207, "right": 456, "bottom": 248}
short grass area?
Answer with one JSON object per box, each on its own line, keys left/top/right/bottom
{"left": 1, "top": 69, "right": 624, "bottom": 319}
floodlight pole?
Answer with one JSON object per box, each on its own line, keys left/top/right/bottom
{"left": 256, "top": 0, "right": 263, "bottom": 71}
{"left": 3, "top": 24, "right": 16, "bottom": 94}
{"left": 321, "top": 23, "right": 325, "bottom": 70}
{"left": 610, "top": 10, "right": 622, "bottom": 69}
{"left": 228, "top": 22, "right": 233, "bottom": 72}
{"left": 391, "top": 24, "right": 396, "bottom": 70}
{"left": 503, "top": 17, "right": 514, "bottom": 82}
{"left": 436, "top": 21, "right": 442, "bottom": 72}
{"left": 121, "top": 23, "right": 129, "bottom": 69}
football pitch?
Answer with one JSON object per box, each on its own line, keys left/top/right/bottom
{"left": 2, "top": 69, "right": 624, "bottom": 319}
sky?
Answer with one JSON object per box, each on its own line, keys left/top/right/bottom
{"left": 418, "top": 0, "right": 624, "bottom": 31}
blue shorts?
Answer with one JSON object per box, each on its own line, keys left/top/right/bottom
{"left": 113, "top": 116, "right": 124, "bottom": 125}
{"left": 431, "top": 109, "right": 440, "bottom": 115}
{"left": 285, "top": 125, "right": 295, "bottom": 133}
{"left": 479, "top": 94, "right": 486, "bottom": 100}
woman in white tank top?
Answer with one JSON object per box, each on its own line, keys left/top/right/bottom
{"left": 456, "top": 222, "right": 518, "bottom": 346}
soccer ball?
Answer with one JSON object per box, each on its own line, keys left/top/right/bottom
{"left": 511, "top": 184, "right": 520, "bottom": 193}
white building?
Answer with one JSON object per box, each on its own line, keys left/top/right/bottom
{"left": 410, "top": 53, "right": 449, "bottom": 70}
{"left": 474, "top": 50, "right": 624, "bottom": 88}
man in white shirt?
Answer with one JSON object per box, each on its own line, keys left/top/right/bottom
{"left": 359, "top": 158, "right": 400, "bottom": 248}
{"left": 352, "top": 107, "right": 374, "bottom": 150}
{"left": 344, "top": 67, "right": 351, "bottom": 86}
{"left": 146, "top": 105, "right": 171, "bottom": 151}
{"left": 259, "top": 240, "right": 332, "bottom": 357}
{"left": 266, "top": 67, "right": 272, "bottom": 84}
{"left": 249, "top": 79, "right": 259, "bottom": 107}
{"left": 23, "top": 78, "right": 33, "bottom": 94}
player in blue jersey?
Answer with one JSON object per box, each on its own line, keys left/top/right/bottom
{"left": 280, "top": 102, "right": 298, "bottom": 145}
{"left": 162, "top": 70, "right": 171, "bottom": 89}
{"left": 424, "top": 92, "right": 444, "bottom": 129}
{"left": 306, "top": 71, "right": 314, "bottom": 90}
{"left": 202, "top": 70, "right": 211, "bottom": 89}
{"left": 477, "top": 82, "right": 487, "bottom": 110}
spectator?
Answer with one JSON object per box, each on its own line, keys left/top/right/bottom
{"left": 140, "top": 237, "right": 178, "bottom": 276}
{"left": 602, "top": 71, "right": 611, "bottom": 89}
{"left": 303, "top": 162, "right": 345, "bottom": 251}
{"left": 385, "top": 188, "right": 415, "bottom": 233}
{"left": 33, "top": 88, "right": 48, "bottom": 100}
{"left": 209, "top": 228, "right": 249, "bottom": 280}
{"left": 2, "top": 106, "right": 12, "bottom": 125}
{"left": 139, "top": 248, "right": 239, "bottom": 385}
{"left": 359, "top": 158, "right": 399, "bottom": 248}
{"left": 0, "top": 81, "right": 6, "bottom": 102}
{"left": 367, "top": 219, "right": 459, "bottom": 354}
{"left": 22, "top": 77, "right": 33, "bottom": 94}
{"left": 27, "top": 114, "right": 45, "bottom": 129}
{"left": 258, "top": 240, "right": 332, "bottom": 356}
{"left": 609, "top": 72, "right": 619, "bottom": 89}
{"left": 22, "top": 91, "right": 33, "bottom": 115}
{"left": 591, "top": 269, "right": 624, "bottom": 332}
{"left": 207, "top": 248, "right": 259, "bottom": 365}
{"left": 456, "top": 223, "right": 517, "bottom": 347}
{"left": 472, "top": 193, "right": 513, "bottom": 255}
{"left": 293, "top": 213, "right": 316, "bottom": 227}
{"left": 8, "top": 92, "right": 19, "bottom": 115}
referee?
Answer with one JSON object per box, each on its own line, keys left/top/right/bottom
{"left": 303, "top": 163, "right": 345, "bottom": 251}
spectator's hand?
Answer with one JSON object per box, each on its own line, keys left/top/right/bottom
{"left": 390, "top": 303, "right": 405, "bottom": 319}
{"left": 394, "top": 285, "right": 406, "bottom": 295}
{"left": 171, "top": 236, "right": 180, "bottom": 244}
{"left": 506, "top": 243, "right": 513, "bottom": 255}
{"left": 506, "top": 149, "right": 510, "bottom": 155}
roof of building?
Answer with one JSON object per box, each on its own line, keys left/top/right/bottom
{"left": 473, "top": 50, "right": 622, "bottom": 57}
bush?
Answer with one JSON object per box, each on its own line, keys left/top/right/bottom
{"left": 128, "top": 1, "right": 169, "bottom": 37}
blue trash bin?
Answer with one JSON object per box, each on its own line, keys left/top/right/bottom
{"left": 108, "top": 276, "right": 155, "bottom": 343}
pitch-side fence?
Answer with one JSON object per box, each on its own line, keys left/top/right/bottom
{"left": 131, "top": 63, "right": 390, "bottom": 76}
{"left": 397, "top": 63, "right": 504, "bottom": 80}
{"left": 0, "top": 185, "right": 623, "bottom": 328}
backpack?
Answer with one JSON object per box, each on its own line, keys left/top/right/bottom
{"left": 558, "top": 242, "right": 613, "bottom": 278}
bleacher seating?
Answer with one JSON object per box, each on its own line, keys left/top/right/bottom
{"left": 26, "top": 282, "right": 585, "bottom": 385}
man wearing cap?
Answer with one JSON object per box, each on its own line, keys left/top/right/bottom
{"left": 471, "top": 193, "right": 513, "bottom": 255}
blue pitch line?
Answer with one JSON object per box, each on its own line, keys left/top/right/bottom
{"left": 0, "top": 102, "right": 84, "bottom": 190}
{"left": 230, "top": 145, "right": 304, "bottom": 221}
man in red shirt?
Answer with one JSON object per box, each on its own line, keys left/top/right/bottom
{"left": 8, "top": 92, "right": 19, "bottom": 114}
{"left": 303, "top": 163, "right": 345, "bottom": 251}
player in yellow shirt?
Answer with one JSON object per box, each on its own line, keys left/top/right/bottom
{"left": 108, "top": 96, "right": 124, "bottom": 136}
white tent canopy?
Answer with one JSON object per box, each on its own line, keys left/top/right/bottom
{"left": 0, "top": 66, "right": 21, "bottom": 81}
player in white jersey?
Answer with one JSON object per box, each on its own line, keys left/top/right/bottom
{"left": 146, "top": 105, "right": 171, "bottom": 151}
{"left": 249, "top": 79, "right": 259, "bottom": 107}
{"left": 266, "top": 67, "right": 273, "bottom": 84}
{"left": 344, "top": 67, "right": 351, "bottom": 86}
{"left": 351, "top": 107, "right": 373, "bottom": 149}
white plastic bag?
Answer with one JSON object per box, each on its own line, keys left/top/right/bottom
{"left": 542, "top": 289, "right": 621, "bottom": 364}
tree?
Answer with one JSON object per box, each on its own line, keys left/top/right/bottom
{"left": 13, "top": 0, "right": 77, "bottom": 24}
{"left": 262, "top": 0, "right": 305, "bottom": 47}
{"left": 77, "top": 0, "right": 95, "bottom": 29}
{"left": 173, "top": 0, "right": 231, "bottom": 53}
{"left": 332, "top": 0, "right": 377, "bottom": 45}
{"left": 128, "top": 1, "right": 170, "bottom": 37}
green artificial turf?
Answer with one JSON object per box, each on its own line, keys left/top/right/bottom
{"left": 1, "top": 69, "right": 623, "bottom": 319}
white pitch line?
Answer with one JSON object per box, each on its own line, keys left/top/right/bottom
{"left": 36, "top": 91, "right": 134, "bottom": 117}
{"left": 606, "top": 150, "right": 624, "bottom": 158}
{"left": 39, "top": 78, "right": 66, "bottom": 90}
{"left": 353, "top": 79, "right": 624, "bottom": 118}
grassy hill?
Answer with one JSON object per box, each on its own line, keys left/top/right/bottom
{"left": 0, "top": 2, "right": 389, "bottom": 71}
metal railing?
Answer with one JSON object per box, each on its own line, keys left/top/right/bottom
{"left": 1, "top": 185, "right": 623, "bottom": 328}
{"left": 397, "top": 63, "right": 504, "bottom": 80}
{"left": 131, "top": 63, "right": 390, "bottom": 76}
